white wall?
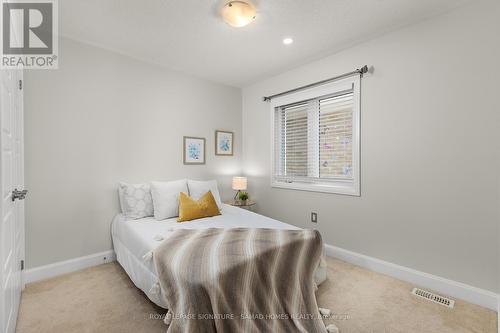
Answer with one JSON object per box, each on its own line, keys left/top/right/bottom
{"left": 24, "top": 38, "right": 242, "bottom": 269}
{"left": 242, "top": 0, "right": 500, "bottom": 292}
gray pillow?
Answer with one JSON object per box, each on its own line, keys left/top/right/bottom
{"left": 118, "top": 182, "right": 154, "bottom": 219}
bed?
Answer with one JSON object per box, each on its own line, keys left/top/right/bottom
{"left": 111, "top": 203, "right": 327, "bottom": 309}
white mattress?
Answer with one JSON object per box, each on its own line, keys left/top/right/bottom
{"left": 111, "top": 204, "right": 326, "bottom": 308}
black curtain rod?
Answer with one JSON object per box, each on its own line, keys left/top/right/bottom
{"left": 263, "top": 65, "right": 369, "bottom": 102}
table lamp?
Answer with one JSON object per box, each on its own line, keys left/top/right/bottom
{"left": 232, "top": 176, "right": 247, "bottom": 200}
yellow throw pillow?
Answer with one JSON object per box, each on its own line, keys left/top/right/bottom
{"left": 177, "top": 191, "right": 221, "bottom": 222}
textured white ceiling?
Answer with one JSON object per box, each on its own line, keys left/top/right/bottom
{"left": 60, "top": 0, "right": 472, "bottom": 87}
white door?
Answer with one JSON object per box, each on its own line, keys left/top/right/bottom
{"left": 0, "top": 68, "right": 25, "bottom": 333}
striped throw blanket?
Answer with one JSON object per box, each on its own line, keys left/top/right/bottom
{"left": 153, "top": 228, "right": 328, "bottom": 333}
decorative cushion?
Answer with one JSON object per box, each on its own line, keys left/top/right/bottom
{"left": 187, "top": 179, "right": 222, "bottom": 209}
{"left": 177, "top": 191, "right": 221, "bottom": 222}
{"left": 118, "top": 182, "right": 153, "bottom": 219}
{"left": 150, "top": 180, "right": 188, "bottom": 220}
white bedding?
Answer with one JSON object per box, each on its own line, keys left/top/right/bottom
{"left": 111, "top": 204, "right": 326, "bottom": 308}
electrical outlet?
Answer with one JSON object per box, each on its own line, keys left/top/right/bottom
{"left": 311, "top": 212, "right": 318, "bottom": 223}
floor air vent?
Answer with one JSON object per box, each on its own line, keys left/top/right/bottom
{"left": 411, "top": 288, "right": 455, "bottom": 308}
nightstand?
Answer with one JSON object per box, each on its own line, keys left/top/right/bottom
{"left": 224, "top": 200, "right": 256, "bottom": 211}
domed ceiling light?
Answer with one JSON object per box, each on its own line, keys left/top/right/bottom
{"left": 222, "top": 1, "right": 256, "bottom": 28}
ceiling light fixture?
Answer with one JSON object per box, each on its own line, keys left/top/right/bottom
{"left": 222, "top": 1, "right": 256, "bottom": 28}
{"left": 283, "top": 37, "right": 293, "bottom": 45}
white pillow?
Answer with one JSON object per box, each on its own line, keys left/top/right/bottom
{"left": 187, "top": 179, "right": 222, "bottom": 209}
{"left": 151, "top": 180, "right": 188, "bottom": 220}
{"left": 118, "top": 182, "right": 154, "bottom": 219}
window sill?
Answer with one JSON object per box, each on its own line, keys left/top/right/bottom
{"left": 271, "top": 180, "right": 360, "bottom": 196}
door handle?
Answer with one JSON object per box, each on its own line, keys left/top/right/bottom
{"left": 12, "top": 189, "right": 27, "bottom": 201}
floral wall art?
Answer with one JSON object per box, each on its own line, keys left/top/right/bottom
{"left": 215, "top": 130, "right": 234, "bottom": 156}
{"left": 183, "top": 136, "right": 206, "bottom": 164}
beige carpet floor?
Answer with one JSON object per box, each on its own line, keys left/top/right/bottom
{"left": 16, "top": 257, "right": 497, "bottom": 333}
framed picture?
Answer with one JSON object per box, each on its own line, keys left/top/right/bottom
{"left": 215, "top": 130, "right": 234, "bottom": 156}
{"left": 183, "top": 136, "right": 206, "bottom": 165}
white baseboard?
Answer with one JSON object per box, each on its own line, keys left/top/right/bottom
{"left": 324, "top": 244, "right": 498, "bottom": 311}
{"left": 21, "top": 245, "right": 499, "bottom": 313}
{"left": 24, "top": 250, "right": 116, "bottom": 284}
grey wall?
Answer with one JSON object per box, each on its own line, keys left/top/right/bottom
{"left": 25, "top": 38, "right": 242, "bottom": 269}
{"left": 25, "top": 2, "right": 500, "bottom": 293}
{"left": 242, "top": 1, "right": 500, "bottom": 292}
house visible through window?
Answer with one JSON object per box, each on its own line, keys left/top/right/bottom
{"left": 271, "top": 76, "right": 360, "bottom": 195}
{"left": 319, "top": 93, "right": 353, "bottom": 179}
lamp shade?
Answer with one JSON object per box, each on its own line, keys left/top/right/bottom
{"left": 232, "top": 176, "right": 247, "bottom": 190}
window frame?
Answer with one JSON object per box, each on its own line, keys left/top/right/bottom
{"left": 270, "top": 76, "right": 361, "bottom": 196}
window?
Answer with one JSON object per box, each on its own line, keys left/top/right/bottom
{"left": 271, "top": 76, "right": 360, "bottom": 195}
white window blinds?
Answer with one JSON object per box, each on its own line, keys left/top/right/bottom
{"left": 271, "top": 76, "right": 360, "bottom": 195}
{"left": 275, "top": 102, "right": 309, "bottom": 178}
